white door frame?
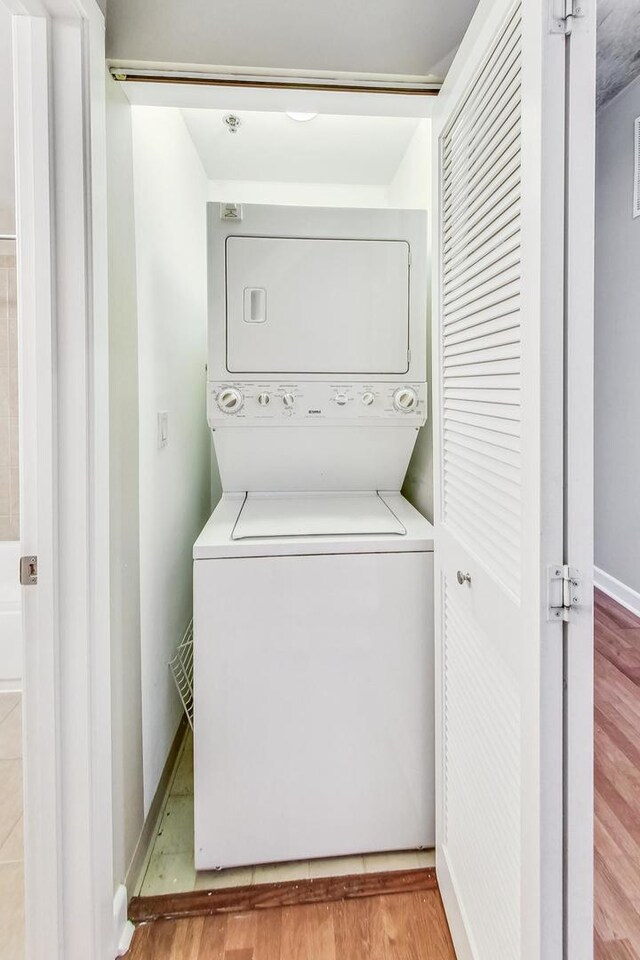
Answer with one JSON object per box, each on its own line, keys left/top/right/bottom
{"left": 564, "top": 9, "right": 596, "bottom": 959}
{"left": 7, "top": 1, "right": 115, "bottom": 958}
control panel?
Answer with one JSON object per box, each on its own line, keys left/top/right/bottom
{"left": 208, "top": 381, "right": 427, "bottom": 428}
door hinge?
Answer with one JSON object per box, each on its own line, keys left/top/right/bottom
{"left": 547, "top": 564, "right": 580, "bottom": 621}
{"left": 19, "top": 555, "right": 38, "bottom": 586}
{"left": 550, "top": 0, "right": 584, "bottom": 34}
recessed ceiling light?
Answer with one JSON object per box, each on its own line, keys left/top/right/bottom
{"left": 285, "top": 112, "right": 318, "bottom": 122}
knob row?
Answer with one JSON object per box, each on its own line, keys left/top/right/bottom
{"left": 216, "top": 386, "right": 419, "bottom": 414}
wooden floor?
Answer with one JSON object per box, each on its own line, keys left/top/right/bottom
{"left": 128, "top": 890, "right": 456, "bottom": 960}
{"left": 595, "top": 589, "right": 640, "bottom": 960}
{"left": 128, "top": 588, "right": 640, "bottom": 959}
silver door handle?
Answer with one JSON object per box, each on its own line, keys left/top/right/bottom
{"left": 456, "top": 570, "right": 471, "bottom": 585}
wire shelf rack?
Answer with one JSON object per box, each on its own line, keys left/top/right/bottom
{"left": 169, "top": 620, "right": 194, "bottom": 730}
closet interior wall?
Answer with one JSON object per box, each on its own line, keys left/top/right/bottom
{"left": 105, "top": 80, "right": 434, "bottom": 891}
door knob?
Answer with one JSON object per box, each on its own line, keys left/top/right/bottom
{"left": 456, "top": 570, "right": 471, "bottom": 585}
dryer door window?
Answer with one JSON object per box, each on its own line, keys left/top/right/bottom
{"left": 225, "top": 236, "right": 410, "bottom": 374}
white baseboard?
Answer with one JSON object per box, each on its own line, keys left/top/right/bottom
{"left": 435, "top": 848, "right": 474, "bottom": 960}
{"left": 113, "top": 884, "right": 134, "bottom": 957}
{"left": 594, "top": 566, "right": 640, "bottom": 618}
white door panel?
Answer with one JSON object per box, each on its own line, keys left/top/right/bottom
{"left": 431, "top": 0, "right": 589, "bottom": 957}
{"left": 225, "top": 236, "right": 410, "bottom": 374}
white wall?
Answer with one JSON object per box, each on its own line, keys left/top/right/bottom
{"left": 391, "top": 124, "right": 434, "bottom": 522}
{"left": 595, "top": 76, "right": 640, "bottom": 597}
{"left": 208, "top": 181, "right": 389, "bottom": 208}
{"left": 0, "top": 7, "right": 15, "bottom": 236}
{"left": 387, "top": 122, "right": 431, "bottom": 210}
{"left": 106, "top": 74, "right": 145, "bottom": 889}
{"left": 132, "top": 107, "right": 213, "bottom": 813}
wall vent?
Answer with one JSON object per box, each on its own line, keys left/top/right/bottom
{"left": 634, "top": 117, "right": 640, "bottom": 218}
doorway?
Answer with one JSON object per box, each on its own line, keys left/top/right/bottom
{"left": 107, "top": 95, "right": 436, "bottom": 904}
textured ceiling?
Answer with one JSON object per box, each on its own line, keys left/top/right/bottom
{"left": 597, "top": 0, "right": 640, "bottom": 108}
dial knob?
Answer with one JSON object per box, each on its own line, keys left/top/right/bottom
{"left": 393, "top": 386, "right": 418, "bottom": 413}
{"left": 217, "top": 387, "right": 244, "bottom": 413}
{"left": 361, "top": 392, "right": 375, "bottom": 406}
{"left": 334, "top": 393, "right": 348, "bottom": 406}
{"left": 282, "top": 393, "right": 295, "bottom": 409}
{"left": 257, "top": 392, "right": 270, "bottom": 406}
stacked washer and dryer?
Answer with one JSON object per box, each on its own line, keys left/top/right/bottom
{"left": 193, "top": 204, "right": 434, "bottom": 871}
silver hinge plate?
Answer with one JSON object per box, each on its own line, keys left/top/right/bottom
{"left": 550, "top": 0, "right": 584, "bottom": 34}
{"left": 547, "top": 564, "right": 580, "bottom": 621}
{"left": 19, "top": 555, "right": 38, "bottom": 586}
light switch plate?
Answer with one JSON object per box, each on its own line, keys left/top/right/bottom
{"left": 157, "top": 411, "right": 168, "bottom": 448}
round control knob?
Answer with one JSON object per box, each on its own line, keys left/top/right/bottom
{"left": 257, "top": 392, "right": 270, "bottom": 406}
{"left": 217, "top": 387, "right": 244, "bottom": 414}
{"left": 393, "top": 386, "right": 418, "bottom": 413}
{"left": 361, "top": 392, "right": 375, "bottom": 406}
{"left": 334, "top": 393, "right": 348, "bottom": 406}
{"left": 282, "top": 393, "right": 295, "bottom": 409}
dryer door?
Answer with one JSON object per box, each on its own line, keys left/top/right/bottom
{"left": 225, "top": 236, "right": 410, "bottom": 374}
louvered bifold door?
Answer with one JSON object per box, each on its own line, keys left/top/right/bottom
{"left": 432, "top": 1, "right": 569, "bottom": 958}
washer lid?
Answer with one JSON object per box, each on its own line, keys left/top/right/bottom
{"left": 232, "top": 492, "right": 406, "bottom": 540}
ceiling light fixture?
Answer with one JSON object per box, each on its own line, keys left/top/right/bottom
{"left": 285, "top": 112, "right": 318, "bottom": 122}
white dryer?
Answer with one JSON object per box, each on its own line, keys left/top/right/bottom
{"left": 194, "top": 204, "right": 434, "bottom": 869}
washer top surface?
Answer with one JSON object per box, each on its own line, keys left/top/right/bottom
{"left": 194, "top": 491, "right": 434, "bottom": 559}
{"left": 232, "top": 492, "right": 406, "bottom": 540}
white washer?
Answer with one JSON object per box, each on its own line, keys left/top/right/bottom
{"left": 193, "top": 492, "right": 434, "bottom": 869}
{"left": 194, "top": 204, "right": 433, "bottom": 869}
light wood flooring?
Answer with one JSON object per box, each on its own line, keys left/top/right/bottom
{"left": 128, "top": 889, "right": 456, "bottom": 960}
{"left": 594, "top": 590, "right": 640, "bottom": 960}
{"left": 0, "top": 692, "right": 24, "bottom": 960}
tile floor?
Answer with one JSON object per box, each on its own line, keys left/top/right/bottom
{"left": 137, "top": 726, "right": 435, "bottom": 897}
{"left": 0, "top": 692, "right": 24, "bottom": 960}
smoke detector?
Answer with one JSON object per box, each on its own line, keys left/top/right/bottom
{"left": 223, "top": 114, "right": 241, "bottom": 134}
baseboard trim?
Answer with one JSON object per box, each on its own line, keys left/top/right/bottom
{"left": 113, "top": 884, "right": 135, "bottom": 957}
{"left": 124, "top": 715, "right": 188, "bottom": 896}
{"left": 435, "top": 848, "right": 474, "bottom": 960}
{"left": 594, "top": 567, "right": 640, "bottom": 618}
{"left": 129, "top": 866, "right": 437, "bottom": 922}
